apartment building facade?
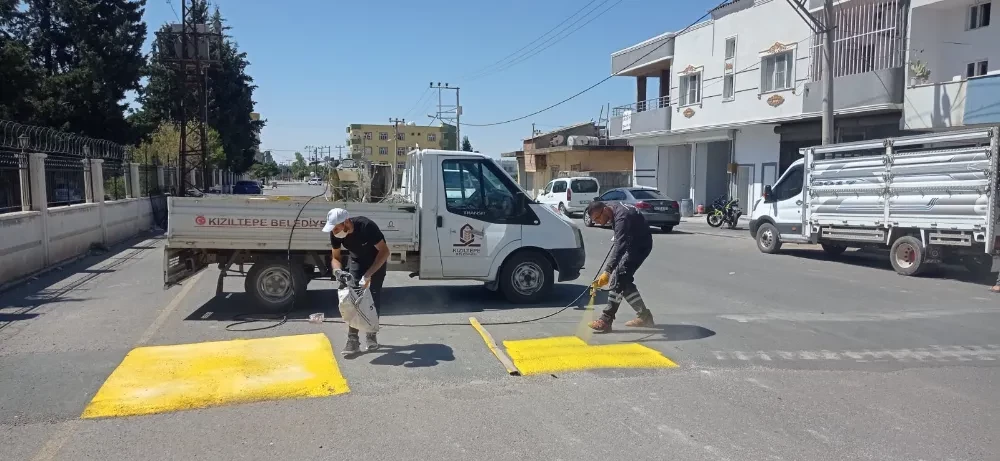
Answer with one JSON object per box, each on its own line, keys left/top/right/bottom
{"left": 345, "top": 122, "right": 457, "bottom": 170}
{"left": 609, "top": 0, "right": 909, "bottom": 210}
{"left": 903, "top": 0, "right": 1000, "bottom": 130}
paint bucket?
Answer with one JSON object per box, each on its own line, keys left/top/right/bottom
{"left": 696, "top": 204, "right": 705, "bottom": 214}
{"left": 680, "top": 199, "right": 695, "bottom": 217}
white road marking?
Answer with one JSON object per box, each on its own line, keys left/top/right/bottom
{"left": 719, "top": 306, "right": 1000, "bottom": 323}
{"left": 713, "top": 345, "right": 1000, "bottom": 363}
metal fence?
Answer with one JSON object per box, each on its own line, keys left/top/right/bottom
{"left": 1, "top": 119, "right": 141, "bottom": 214}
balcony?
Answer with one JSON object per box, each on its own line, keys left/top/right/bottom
{"left": 611, "top": 32, "right": 674, "bottom": 76}
{"left": 903, "top": 74, "right": 1000, "bottom": 130}
{"left": 802, "top": 67, "right": 905, "bottom": 113}
{"left": 609, "top": 97, "right": 671, "bottom": 138}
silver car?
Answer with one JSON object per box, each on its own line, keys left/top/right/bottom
{"left": 584, "top": 187, "right": 681, "bottom": 233}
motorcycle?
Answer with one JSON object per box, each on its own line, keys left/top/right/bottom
{"left": 706, "top": 195, "right": 742, "bottom": 229}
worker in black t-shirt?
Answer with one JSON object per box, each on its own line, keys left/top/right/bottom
{"left": 322, "top": 208, "right": 391, "bottom": 355}
{"left": 585, "top": 201, "right": 655, "bottom": 332}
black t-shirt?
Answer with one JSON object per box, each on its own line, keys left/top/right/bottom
{"left": 330, "top": 216, "right": 386, "bottom": 270}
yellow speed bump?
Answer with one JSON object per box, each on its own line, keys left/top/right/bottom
{"left": 502, "top": 336, "right": 677, "bottom": 376}
{"left": 82, "top": 334, "right": 349, "bottom": 419}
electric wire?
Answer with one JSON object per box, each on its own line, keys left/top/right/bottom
{"left": 461, "top": 1, "right": 728, "bottom": 127}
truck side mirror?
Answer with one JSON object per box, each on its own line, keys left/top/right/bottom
{"left": 763, "top": 185, "right": 774, "bottom": 203}
{"left": 592, "top": 196, "right": 600, "bottom": 202}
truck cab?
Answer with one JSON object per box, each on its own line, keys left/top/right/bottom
{"left": 748, "top": 158, "right": 806, "bottom": 248}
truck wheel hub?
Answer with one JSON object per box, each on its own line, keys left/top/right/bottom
{"left": 259, "top": 267, "right": 293, "bottom": 300}
{"left": 512, "top": 262, "right": 542, "bottom": 295}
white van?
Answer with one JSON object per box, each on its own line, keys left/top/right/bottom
{"left": 537, "top": 177, "right": 601, "bottom": 216}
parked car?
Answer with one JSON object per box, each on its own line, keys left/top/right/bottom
{"left": 233, "top": 180, "right": 263, "bottom": 195}
{"left": 536, "top": 176, "right": 600, "bottom": 217}
{"left": 584, "top": 187, "right": 681, "bottom": 233}
{"left": 307, "top": 178, "right": 321, "bottom": 185}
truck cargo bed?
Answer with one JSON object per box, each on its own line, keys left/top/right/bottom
{"left": 166, "top": 196, "right": 419, "bottom": 252}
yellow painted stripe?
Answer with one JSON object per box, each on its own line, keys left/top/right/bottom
{"left": 82, "top": 333, "right": 349, "bottom": 419}
{"left": 469, "top": 317, "right": 520, "bottom": 376}
{"left": 502, "top": 336, "right": 677, "bottom": 376}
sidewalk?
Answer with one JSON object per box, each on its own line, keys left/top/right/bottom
{"left": 678, "top": 215, "right": 751, "bottom": 239}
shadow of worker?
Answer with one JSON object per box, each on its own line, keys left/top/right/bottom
{"left": 368, "top": 343, "right": 456, "bottom": 368}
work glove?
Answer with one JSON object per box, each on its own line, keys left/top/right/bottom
{"left": 593, "top": 272, "right": 610, "bottom": 288}
{"left": 360, "top": 275, "right": 371, "bottom": 290}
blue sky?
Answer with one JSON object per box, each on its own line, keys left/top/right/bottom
{"left": 139, "top": 0, "right": 716, "bottom": 163}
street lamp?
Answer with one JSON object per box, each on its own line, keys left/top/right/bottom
{"left": 82, "top": 145, "right": 90, "bottom": 157}
{"left": 17, "top": 133, "right": 28, "bottom": 150}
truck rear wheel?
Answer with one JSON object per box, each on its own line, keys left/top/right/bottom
{"left": 244, "top": 260, "right": 308, "bottom": 311}
{"left": 499, "top": 251, "right": 554, "bottom": 304}
{"left": 889, "top": 236, "right": 926, "bottom": 276}
{"left": 755, "top": 223, "right": 781, "bottom": 254}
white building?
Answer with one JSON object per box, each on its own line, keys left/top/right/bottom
{"left": 903, "top": 0, "right": 1000, "bottom": 130}
{"left": 609, "top": 0, "right": 909, "bottom": 210}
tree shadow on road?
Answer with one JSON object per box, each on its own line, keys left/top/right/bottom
{"left": 616, "top": 324, "right": 716, "bottom": 343}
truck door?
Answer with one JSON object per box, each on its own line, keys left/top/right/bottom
{"left": 438, "top": 157, "right": 523, "bottom": 277}
{"left": 770, "top": 163, "right": 806, "bottom": 237}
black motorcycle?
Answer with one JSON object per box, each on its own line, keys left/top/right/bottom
{"left": 706, "top": 195, "right": 741, "bottom": 229}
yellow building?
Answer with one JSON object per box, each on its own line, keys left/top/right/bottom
{"left": 345, "top": 123, "right": 457, "bottom": 170}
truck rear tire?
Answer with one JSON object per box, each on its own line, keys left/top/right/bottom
{"left": 244, "top": 260, "right": 308, "bottom": 311}
{"left": 499, "top": 251, "right": 554, "bottom": 304}
{"left": 889, "top": 236, "right": 926, "bottom": 276}
{"left": 755, "top": 223, "right": 781, "bottom": 254}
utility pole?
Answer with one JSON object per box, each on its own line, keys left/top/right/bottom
{"left": 785, "top": 0, "right": 836, "bottom": 144}
{"left": 156, "top": 0, "right": 222, "bottom": 195}
{"left": 335, "top": 145, "right": 345, "bottom": 160}
{"left": 389, "top": 118, "right": 405, "bottom": 195}
{"left": 429, "top": 82, "right": 461, "bottom": 150}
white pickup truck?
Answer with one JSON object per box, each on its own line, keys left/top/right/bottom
{"left": 749, "top": 128, "right": 1000, "bottom": 276}
{"left": 164, "top": 149, "right": 587, "bottom": 309}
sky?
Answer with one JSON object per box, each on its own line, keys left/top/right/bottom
{"left": 138, "top": 0, "right": 718, "bottom": 163}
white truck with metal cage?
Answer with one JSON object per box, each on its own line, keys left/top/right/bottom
{"left": 164, "top": 149, "right": 586, "bottom": 310}
{"left": 748, "top": 128, "right": 1000, "bottom": 276}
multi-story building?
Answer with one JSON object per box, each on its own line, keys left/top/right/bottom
{"left": 903, "top": 0, "right": 1000, "bottom": 130}
{"left": 345, "top": 122, "right": 457, "bottom": 172}
{"left": 609, "top": 0, "right": 908, "bottom": 210}
{"left": 504, "top": 122, "right": 634, "bottom": 196}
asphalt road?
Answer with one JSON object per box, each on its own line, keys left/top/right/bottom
{"left": 1, "top": 201, "right": 998, "bottom": 460}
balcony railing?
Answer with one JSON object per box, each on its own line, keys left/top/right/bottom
{"left": 609, "top": 97, "right": 672, "bottom": 138}
{"left": 902, "top": 79, "right": 968, "bottom": 131}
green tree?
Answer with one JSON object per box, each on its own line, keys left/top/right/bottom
{"left": 133, "top": 121, "right": 224, "bottom": 167}
{"left": 0, "top": 1, "right": 40, "bottom": 120}
{"left": 249, "top": 160, "right": 279, "bottom": 181}
{"left": 461, "top": 136, "right": 473, "bottom": 152}
{"left": 290, "top": 152, "right": 308, "bottom": 179}
{"left": 14, "top": 0, "right": 147, "bottom": 143}
{"left": 134, "top": 2, "right": 264, "bottom": 173}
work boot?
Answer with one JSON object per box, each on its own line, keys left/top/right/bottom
{"left": 342, "top": 335, "right": 360, "bottom": 356}
{"left": 365, "top": 332, "right": 379, "bottom": 351}
{"left": 624, "top": 310, "right": 654, "bottom": 328}
{"left": 588, "top": 316, "right": 612, "bottom": 333}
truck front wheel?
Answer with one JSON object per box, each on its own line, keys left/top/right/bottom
{"left": 245, "top": 261, "right": 308, "bottom": 311}
{"left": 499, "top": 251, "right": 554, "bottom": 304}
{"left": 755, "top": 223, "right": 782, "bottom": 254}
{"left": 889, "top": 236, "right": 926, "bottom": 276}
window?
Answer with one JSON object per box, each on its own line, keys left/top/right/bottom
{"left": 970, "top": 2, "right": 991, "bottom": 30}
{"left": 761, "top": 51, "right": 793, "bottom": 93}
{"left": 599, "top": 190, "right": 626, "bottom": 201}
{"left": 442, "top": 159, "right": 520, "bottom": 223}
{"left": 379, "top": 146, "right": 388, "bottom": 155}
{"left": 396, "top": 162, "right": 405, "bottom": 170}
{"left": 679, "top": 73, "right": 701, "bottom": 106}
{"left": 724, "top": 36, "right": 737, "bottom": 60}
{"left": 542, "top": 181, "right": 554, "bottom": 195}
{"left": 428, "top": 133, "right": 437, "bottom": 142}
{"left": 630, "top": 189, "right": 666, "bottom": 200}
{"left": 397, "top": 132, "right": 405, "bottom": 141}
{"left": 551, "top": 181, "right": 567, "bottom": 193}
{"left": 363, "top": 132, "right": 372, "bottom": 140}
{"left": 379, "top": 132, "right": 389, "bottom": 141}
{"left": 570, "top": 179, "right": 598, "bottom": 193}
{"left": 723, "top": 74, "right": 735, "bottom": 101}
{"left": 396, "top": 147, "right": 406, "bottom": 155}
{"left": 967, "top": 60, "right": 989, "bottom": 78}
{"left": 772, "top": 165, "right": 803, "bottom": 201}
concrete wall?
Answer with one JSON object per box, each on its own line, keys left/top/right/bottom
{"left": 533, "top": 149, "right": 634, "bottom": 187}
{"left": 903, "top": 80, "right": 968, "bottom": 130}
{"left": 734, "top": 124, "right": 781, "bottom": 201}
{"left": 669, "top": 0, "right": 812, "bottom": 131}
{"left": 611, "top": 32, "right": 675, "bottom": 75}
{"left": 908, "top": 0, "right": 1000, "bottom": 88}
{"left": 802, "top": 68, "right": 905, "bottom": 113}
{"left": 0, "top": 198, "right": 153, "bottom": 286}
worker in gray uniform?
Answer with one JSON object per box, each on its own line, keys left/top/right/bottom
{"left": 585, "top": 201, "right": 655, "bottom": 332}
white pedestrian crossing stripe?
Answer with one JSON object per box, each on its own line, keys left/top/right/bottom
{"left": 713, "top": 345, "right": 1000, "bottom": 363}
